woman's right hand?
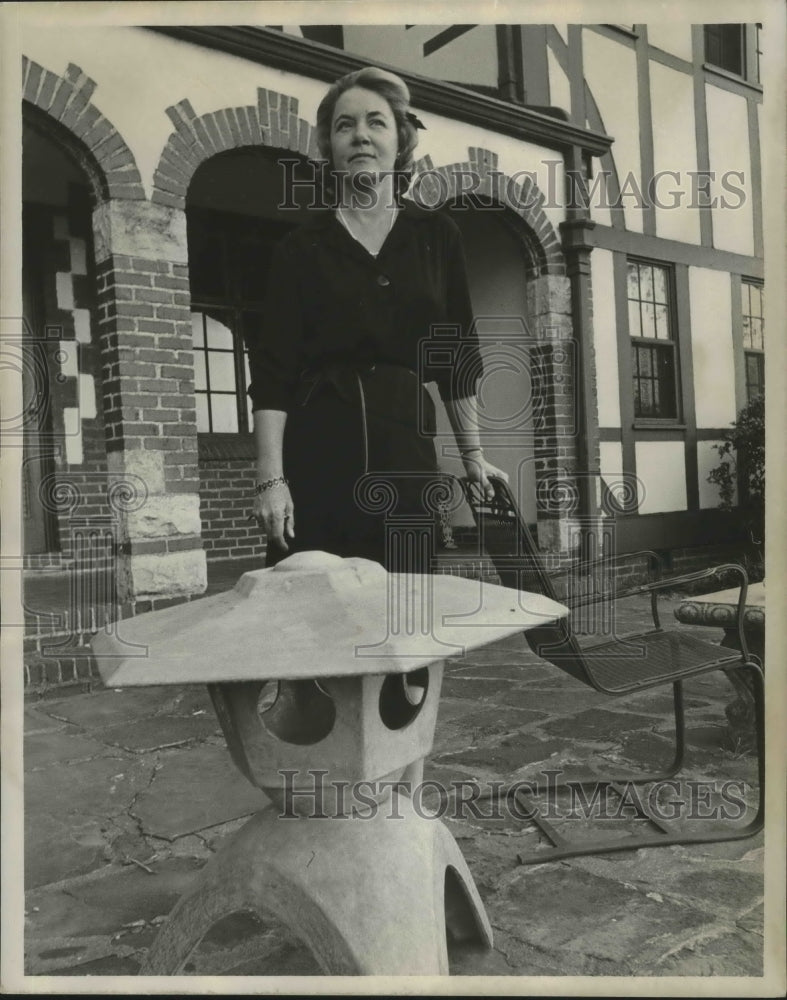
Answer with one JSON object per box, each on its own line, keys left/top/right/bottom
{"left": 253, "top": 481, "right": 295, "bottom": 551}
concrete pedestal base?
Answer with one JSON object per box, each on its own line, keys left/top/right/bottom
{"left": 140, "top": 793, "right": 492, "bottom": 976}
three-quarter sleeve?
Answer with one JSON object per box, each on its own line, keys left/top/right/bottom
{"left": 247, "top": 236, "right": 303, "bottom": 412}
{"left": 433, "top": 220, "right": 482, "bottom": 402}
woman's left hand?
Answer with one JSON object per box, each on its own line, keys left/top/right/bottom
{"left": 462, "top": 451, "right": 509, "bottom": 501}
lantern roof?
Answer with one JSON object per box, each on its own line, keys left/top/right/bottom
{"left": 93, "top": 551, "right": 567, "bottom": 687}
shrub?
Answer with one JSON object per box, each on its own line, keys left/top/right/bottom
{"left": 707, "top": 394, "right": 765, "bottom": 564}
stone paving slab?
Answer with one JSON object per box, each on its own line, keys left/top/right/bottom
{"left": 131, "top": 745, "right": 266, "bottom": 841}
{"left": 24, "top": 731, "right": 116, "bottom": 771}
{"left": 18, "top": 592, "right": 768, "bottom": 981}
{"left": 95, "top": 713, "right": 220, "bottom": 753}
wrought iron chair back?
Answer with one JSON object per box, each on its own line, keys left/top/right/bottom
{"left": 457, "top": 475, "right": 764, "bottom": 863}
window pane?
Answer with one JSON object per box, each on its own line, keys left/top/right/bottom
{"left": 208, "top": 351, "right": 237, "bottom": 392}
{"left": 652, "top": 377, "right": 661, "bottom": 412}
{"left": 745, "top": 353, "right": 764, "bottom": 400}
{"left": 642, "top": 301, "right": 656, "bottom": 338}
{"left": 191, "top": 312, "right": 205, "bottom": 347}
{"left": 751, "top": 284, "right": 762, "bottom": 317}
{"left": 740, "top": 281, "right": 750, "bottom": 314}
{"left": 721, "top": 25, "right": 743, "bottom": 75}
{"left": 705, "top": 24, "right": 744, "bottom": 75}
{"left": 640, "top": 266, "right": 654, "bottom": 302}
{"left": 705, "top": 26, "right": 721, "bottom": 65}
{"left": 750, "top": 318, "right": 763, "bottom": 351}
{"left": 652, "top": 267, "right": 667, "bottom": 304}
{"left": 628, "top": 300, "right": 642, "bottom": 338}
{"left": 196, "top": 393, "right": 210, "bottom": 432}
{"left": 638, "top": 379, "right": 654, "bottom": 416}
{"left": 211, "top": 394, "right": 238, "bottom": 432}
{"left": 205, "top": 313, "right": 234, "bottom": 350}
{"left": 742, "top": 316, "right": 751, "bottom": 349}
{"left": 626, "top": 262, "right": 640, "bottom": 300}
{"left": 194, "top": 351, "right": 207, "bottom": 391}
{"left": 654, "top": 304, "right": 669, "bottom": 339}
{"left": 633, "top": 344, "right": 676, "bottom": 419}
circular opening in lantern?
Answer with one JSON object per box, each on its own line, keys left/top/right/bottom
{"left": 258, "top": 679, "right": 336, "bottom": 745}
{"left": 379, "top": 667, "right": 430, "bottom": 730}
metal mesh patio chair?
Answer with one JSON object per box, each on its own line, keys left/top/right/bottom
{"left": 458, "top": 475, "right": 764, "bottom": 864}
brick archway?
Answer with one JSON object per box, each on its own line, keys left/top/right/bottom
{"left": 22, "top": 58, "right": 145, "bottom": 203}
{"left": 411, "top": 148, "right": 565, "bottom": 277}
{"left": 151, "top": 90, "right": 319, "bottom": 210}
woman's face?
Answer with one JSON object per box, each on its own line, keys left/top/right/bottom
{"left": 330, "top": 86, "right": 399, "bottom": 181}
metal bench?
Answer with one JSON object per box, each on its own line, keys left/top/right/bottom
{"left": 459, "top": 475, "right": 764, "bottom": 863}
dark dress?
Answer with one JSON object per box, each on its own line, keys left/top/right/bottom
{"left": 247, "top": 199, "right": 481, "bottom": 570}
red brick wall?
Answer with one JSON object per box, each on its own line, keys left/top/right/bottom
{"left": 199, "top": 457, "right": 266, "bottom": 562}
{"left": 96, "top": 253, "right": 200, "bottom": 495}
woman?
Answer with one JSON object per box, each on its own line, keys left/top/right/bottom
{"left": 248, "top": 66, "right": 507, "bottom": 570}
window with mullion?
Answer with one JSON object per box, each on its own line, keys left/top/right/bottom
{"left": 187, "top": 208, "right": 293, "bottom": 435}
{"left": 704, "top": 23, "right": 761, "bottom": 84}
{"left": 741, "top": 279, "right": 764, "bottom": 400}
{"left": 192, "top": 307, "right": 246, "bottom": 433}
{"left": 704, "top": 24, "right": 745, "bottom": 76}
{"left": 627, "top": 259, "right": 679, "bottom": 420}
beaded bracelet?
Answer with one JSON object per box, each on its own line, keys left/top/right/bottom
{"left": 254, "top": 476, "right": 289, "bottom": 495}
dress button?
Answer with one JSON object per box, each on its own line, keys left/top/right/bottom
{"left": 376, "top": 274, "right": 391, "bottom": 287}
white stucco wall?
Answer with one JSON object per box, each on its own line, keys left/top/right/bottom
{"left": 590, "top": 248, "right": 620, "bottom": 427}
{"left": 599, "top": 440, "right": 624, "bottom": 484}
{"left": 582, "top": 30, "right": 643, "bottom": 233}
{"left": 688, "top": 266, "right": 737, "bottom": 428}
{"left": 645, "top": 24, "right": 693, "bottom": 63}
{"left": 649, "top": 61, "right": 701, "bottom": 245}
{"left": 705, "top": 84, "right": 754, "bottom": 256}
{"left": 547, "top": 45, "right": 571, "bottom": 116}
{"left": 634, "top": 441, "right": 687, "bottom": 513}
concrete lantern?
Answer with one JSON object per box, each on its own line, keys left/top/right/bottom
{"left": 93, "top": 550, "right": 567, "bottom": 976}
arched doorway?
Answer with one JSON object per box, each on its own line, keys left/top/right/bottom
{"left": 431, "top": 207, "right": 538, "bottom": 525}
{"left": 21, "top": 115, "right": 102, "bottom": 557}
{"left": 185, "top": 147, "right": 313, "bottom": 560}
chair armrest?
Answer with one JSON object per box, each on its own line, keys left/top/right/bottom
{"left": 627, "top": 562, "right": 748, "bottom": 596}
{"left": 631, "top": 563, "right": 752, "bottom": 661}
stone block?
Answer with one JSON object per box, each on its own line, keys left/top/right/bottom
{"left": 118, "top": 549, "right": 207, "bottom": 599}
{"left": 124, "top": 493, "right": 202, "bottom": 539}
{"left": 92, "top": 200, "right": 187, "bottom": 265}
{"left": 530, "top": 313, "right": 574, "bottom": 341}
{"left": 536, "top": 517, "right": 582, "bottom": 555}
{"left": 107, "top": 448, "right": 165, "bottom": 495}
{"left": 527, "top": 274, "right": 572, "bottom": 317}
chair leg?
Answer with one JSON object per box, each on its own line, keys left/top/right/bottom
{"left": 467, "top": 672, "right": 764, "bottom": 864}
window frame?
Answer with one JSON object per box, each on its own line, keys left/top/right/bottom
{"left": 187, "top": 207, "right": 292, "bottom": 437}
{"left": 625, "top": 257, "right": 682, "bottom": 425}
{"left": 741, "top": 278, "right": 765, "bottom": 402}
{"left": 703, "top": 23, "right": 761, "bottom": 85}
